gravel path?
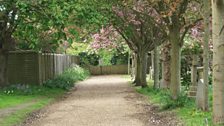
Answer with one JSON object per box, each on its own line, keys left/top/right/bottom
{"left": 23, "top": 75, "right": 181, "bottom": 126}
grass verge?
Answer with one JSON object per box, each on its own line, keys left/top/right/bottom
{"left": 135, "top": 80, "right": 213, "bottom": 126}
{"left": 0, "top": 89, "right": 63, "bottom": 126}
{"left": 0, "top": 66, "right": 89, "bottom": 126}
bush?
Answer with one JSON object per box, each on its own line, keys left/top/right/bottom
{"left": 43, "top": 65, "right": 89, "bottom": 90}
{"left": 136, "top": 85, "right": 192, "bottom": 110}
{"left": 2, "top": 66, "right": 89, "bottom": 95}
{"left": 79, "top": 52, "right": 99, "bottom": 66}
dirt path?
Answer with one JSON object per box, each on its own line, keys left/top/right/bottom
{"left": 22, "top": 75, "right": 181, "bottom": 126}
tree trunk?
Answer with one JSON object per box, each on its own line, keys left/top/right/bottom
{"left": 135, "top": 56, "right": 141, "bottom": 86}
{"left": 151, "top": 51, "right": 154, "bottom": 80}
{"left": 161, "top": 43, "right": 171, "bottom": 88}
{"left": 131, "top": 53, "right": 135, "bottom": 79}
{"left": 170, "top": 31, "right": 181, "bottom": 100}
{"left": 0, "top": 33, "right": 15, "bottom": 87}
{"left": 153, "top": 45, "right": 159, "bottom": 89}
{"left": 191, "top": 55, "right": 198, "bottom": 87}
{"left": 202, "top": 0, "right": 210, "bottom": 111}
{"left": 212, "top": 0, "right": 224, "bottom": 124}
{"left": 0, "top": 51, "right": 8, "bottom": 87}
{"left": 133, "top": 53, "right": 138, "bottom": 84}
{"left": 128, "top": 50, "right": 130, "bottom": 75}
{"left": 135, "top": 48, "right": 148, "bottom": 87}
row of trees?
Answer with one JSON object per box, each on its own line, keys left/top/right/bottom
{"left": 87, "top": 0, "right": 224, "bottom": 125}
{"left": 90, "top": 0, "right": 202, "bottom": 98}
{"left": 0, "top": 0, "right": 224, "bottom": 125}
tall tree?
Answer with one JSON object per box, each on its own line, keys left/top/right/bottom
{"left": 202, "top": 0, "right": 210, "bottom": 111}
{"left": 147, "top": 0, "right": 202, "bottom": 99}
{"left": 112, "top": 6, "right": 166, "bottom": 87}
{"left": 212, "top": 0, "right": 224, "bottom": 124}
{"left": 153, "top": 44, "right": 160, "bottom": 88}
{"left": 161, "top": 42, "right": 171, "bottom": 88}
{"left": 0, "top": 1, "right": 18, "bottom": 86}
{"left": 69, "top": 0, "right": 167, "bottom": 87}
{"left": 0, "top": 0, "right": 75, "bottom": 86}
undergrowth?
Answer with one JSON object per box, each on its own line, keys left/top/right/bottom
{"left": 135, "top": 80, "right": 213, "bottom": 126}
{"left": 43, "top": 65, "right": 90, "bottom": 90}
{"left": 0, "top": 65, "right": 89, "bottom": 126}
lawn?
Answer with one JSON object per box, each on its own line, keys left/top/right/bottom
{"left": 0, "top": 87, "right": 64, "bottom": 108}
{"left": 0, "top": 87, "right": 65, "bottom": 126}
{"left": 0, "top": 94, "right": 34, "bottom": 109}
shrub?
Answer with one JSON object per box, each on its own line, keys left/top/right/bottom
{"left": 162, "top": 91, "right": 191, "bottom": 110}
{"left": 43, "top": 65, "right": 89, "bottom": 90}
{"left": 137, "top": 85, "right": 192, "bottom": 110}
{"left": 78, "top": 52, "right": 99, "bottom": 66}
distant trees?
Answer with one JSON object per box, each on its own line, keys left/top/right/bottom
{"left": 89, "top": 1, "right": 167, "bottom": 87}
{"left": 87, "top": 0, "right": 201, "bottom": 91}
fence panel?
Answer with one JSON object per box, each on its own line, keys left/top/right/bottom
{"left": 87, "top": 65, "right": 128, "bottom": 75}
{"left": 88, "top": 66, "right": 101, "bottom": 75}
{"left": 7, "top": 51, "right": 79, "bottom": 85}
{"left": 7, "top": 51, "right": 39, "bottom": 85}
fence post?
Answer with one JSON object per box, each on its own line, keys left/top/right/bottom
{"left": 37, "top": 52, "right": 42, "bottom": 84}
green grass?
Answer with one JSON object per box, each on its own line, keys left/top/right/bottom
{"left": 0, "top": 94, "right": 34, "bottom": 109}
{"left": 135, "top": 80, "right": 213, "bottom": 126}
{"left": 1, "top": 105, "right": 43, "bottom": 126}
{"left": 0, "top": 98, "right": 52, "bottom": 126}
{"left": 176, "top": 106, "right": 212, "bottom": 126}
{"left": 0, "top": 87, "right": 65, "bottom": 109}
{"left": 0, "top": 87, "right": 65, "bottom": 126}
{"left": 0, "top": 66, "right": 89, "bottom": 126}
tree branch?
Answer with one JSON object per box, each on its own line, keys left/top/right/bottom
{"left": 114, "top": 26, "right": 137, "bottom": 52}
{"left": 180, "top": 18, "right": 203, "bottom": 45}
{"left": 220, "top": 25, "right": 224, "bottom": 35}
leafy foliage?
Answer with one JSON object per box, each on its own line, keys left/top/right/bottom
{"left": 79, "top": 52, "right": 100, "bottom": 66}
{"left": 182, "top": 35, "right": 203, "bottom": 55}
{"left": 43, "top": 66, "right": 89, "bottom": 90}
{"left": 3, "top": 66, "right": 89, "bottom": 94}
{"left": 111, "top": 52, "right": 129, "bottom": 65}
{"left": 135, "top": 79, "right": 213, "bottom": 125}
{"left": 180, "top": 56, "right": 191, "bottom": 87}
{"left": 0, "top": 0, "right": 80, "bottom": 52}
{"left": 162, "top": 91, "right": 190, "bottom": 110}
{"left": 137, "top": 85, "right": 190, "bottom": 110}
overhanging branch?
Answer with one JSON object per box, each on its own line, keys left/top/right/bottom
{"left": 180, "top": 18, "right": 203, "bottom": 45}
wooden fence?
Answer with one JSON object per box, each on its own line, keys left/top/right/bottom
{"left": 7, "top": 51, "right": 79, "bottom": 85}
{"left": 86, "top": 65, "right": 128, "bottom": 75}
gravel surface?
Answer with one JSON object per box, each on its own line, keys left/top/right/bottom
{"left": 21, "top": 75, "right": 182, "bottom": 126}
